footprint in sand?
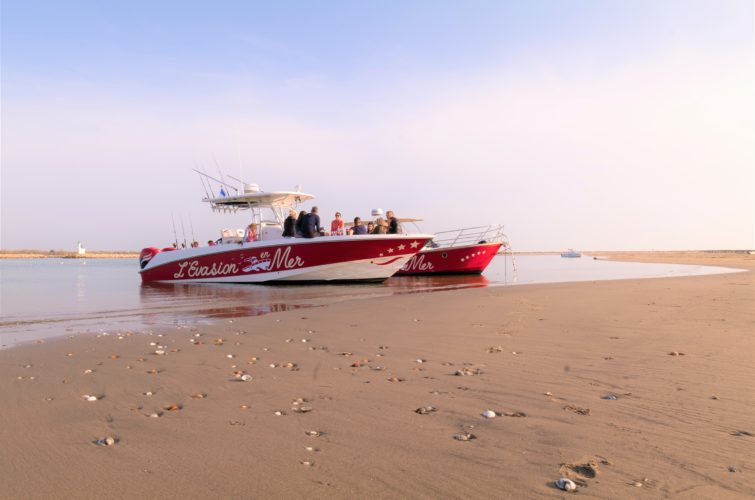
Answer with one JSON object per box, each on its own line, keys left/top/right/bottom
{"left": 558, "top": 458, "right": 603, "bottom": 486}
{"left": 563, "top": 404, "right": 591, "bottom": 416}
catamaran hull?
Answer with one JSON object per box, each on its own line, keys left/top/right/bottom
{"left": 140, "top": 235, "right": 432, "bottom": 284}
{"left": 395, "top": 242, "right": 503, "bottom": 276}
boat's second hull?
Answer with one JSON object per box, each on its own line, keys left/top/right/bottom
{"left": 395, "top": 242, "right": 503, "bottom": 275}
{"left": 140, "top": 235, "right": 432, "bottom": 284}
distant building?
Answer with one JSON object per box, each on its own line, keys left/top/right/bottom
{"left": 77, "top": 241, "right": 86, "bottom": 256}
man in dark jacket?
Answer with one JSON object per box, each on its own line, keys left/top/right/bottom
{"left": 386, "top": 210, "right": 401, "bottom": 234}
{"left": 305, "top": 206, "right": 322, "bottom": 238}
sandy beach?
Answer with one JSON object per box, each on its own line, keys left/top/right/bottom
{"left": 1, "top": 252, "right": 753, "bottom": 499}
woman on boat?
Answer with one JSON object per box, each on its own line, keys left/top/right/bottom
{"left": 282, "top": 209, "right": 297, "bottom": 237}
{"left": 244, "top": 223, "right": 257, "bottom": 242}
{"left": 295, "top": 210, "right": 307, "bottom": 237}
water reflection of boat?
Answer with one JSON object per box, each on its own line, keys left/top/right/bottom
{"left": 396, "top": 225, "right": 507, "bottom": 275}
{"left": 139, "top": 175, "right": 432, "bottom": 284}
{"left": 387, "top": 274, "right": 490, "bottom": 292}
{"left": 560, "top": 249, "right": 582, "bottom": 258}
{"left": 138, "top": 273, "right": 492, "bottom": 324}
{"left": 138, "top": 282, "right": 315, "bottom": 321}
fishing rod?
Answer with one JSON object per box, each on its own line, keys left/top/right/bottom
{"left": 195, "top": 163, "right": 212, "bottom": 200}
{"left": 171, "top": 213, "right": 178, "bottom": 248}
{"left": 189, "top": 215, "right": 196, "bottom": 244}
{"left": 180, "top": 215, "right": 188, "bottom": 248}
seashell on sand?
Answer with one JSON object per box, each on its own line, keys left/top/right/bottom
{"left": 95, "top": 436, "right": 116, "bottom": 446}
{"left": 555, "top": 478, "right": 577, "bottom": 491}
{"left": 83, "top": 395, "right": 98, "bottom": 402}
{"left": 454, "top": 432, "right": 477, "bottom": 441}
{"left": 241, "top": 374, "right": 252, "bottom": 381}
{"left": 481, "top": 410, "right": 496, "bottom": 419}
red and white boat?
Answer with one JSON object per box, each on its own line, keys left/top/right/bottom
{"left": 139, "top": 181, "right": 433, "bottom": 284}
{"left": 396, "top": 224, "right": 507, "bottom": 276}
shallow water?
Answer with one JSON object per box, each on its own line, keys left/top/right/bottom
{"left": 0, "top": 255, "right": 741, "bottom": 347}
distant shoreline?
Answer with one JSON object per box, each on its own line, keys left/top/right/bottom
{"left": 0, "top": 251, "right": 138, "bottom": 259}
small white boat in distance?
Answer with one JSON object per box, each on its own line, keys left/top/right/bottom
{"left": 560, "top": 249, "right": 582, "bottom": 258}
{"left": 139, "top": 175, "right": 433, "bottom": 284}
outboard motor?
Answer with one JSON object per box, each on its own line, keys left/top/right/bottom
{"left": 139, "top": 247, "right": 161, "bottom": 269}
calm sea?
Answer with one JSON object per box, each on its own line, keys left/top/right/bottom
{"left": 0, "top": 255, "right": 741, "bottom": 347}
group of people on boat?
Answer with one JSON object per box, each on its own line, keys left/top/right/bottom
{"left": 182, "top": 207, "right": 401, "bottom": 247}
{"left": 279, "top": 207, "right": 401, "bottom": 239}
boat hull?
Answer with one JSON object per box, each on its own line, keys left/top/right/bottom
{"left": 395, "top": 242, "right": 503, "bottom": 276}
{"left": 140, "top": 235, "right": 432, "bottom": 284}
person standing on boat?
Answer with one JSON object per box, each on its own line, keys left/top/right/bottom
{"left": 295, "top": 210, "right": 307, "bottom": 237}
{"left": 282, "top": 209, "right": 297, "bottom": 237}
{"left": 244, "top": 222, "right": 257, "bottom": 242}
{"left": 330, "top": 212, "right": 344, "bottom": 236}
{"left": 304, "top": 206, "right": 322, "bottom": 238}
{"left": 350, "top": 217, "right": 367, "bottom": 235}
{"left": 386, "top": 210, "right": 401, "bottom": 234}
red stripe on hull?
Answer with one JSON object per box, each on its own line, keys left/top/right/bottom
{"left": 140, "top": 236, "right": 431, "bottom": 283}
{"left": 396, "top": 242, "right": 503, "bottom": 275}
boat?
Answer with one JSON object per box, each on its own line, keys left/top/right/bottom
{"left": 395, "top": 224, "right": 507, "bottom": 275}
{"left": 139, "top": 178, "right": 433, "bottom": 284}
{"left": 560, "top": 249, "right": 582, "bottom": 258}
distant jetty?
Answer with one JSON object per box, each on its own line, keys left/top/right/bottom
{"left": 0, "top": 250, "right": 138, "bottom": 259}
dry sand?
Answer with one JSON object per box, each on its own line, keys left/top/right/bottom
{"left": 1, "top": 252, "right": 753, "bottom": 499}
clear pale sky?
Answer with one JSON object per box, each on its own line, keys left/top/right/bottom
{"left": 1, "top": 1, "right": 753, "bottom": 251}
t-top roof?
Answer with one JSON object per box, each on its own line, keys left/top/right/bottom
{"left": 204, "top": 191, "right": 315, "bottom": 209}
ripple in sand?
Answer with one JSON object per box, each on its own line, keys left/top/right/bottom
{"left": 730, "top": 430, "right": 753, "bottom": 437}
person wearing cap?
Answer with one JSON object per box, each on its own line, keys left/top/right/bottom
{"left": 372, "top": 217, "right": 388, "bottom": 234}
{"left": 330, "top": 212, "right": 345, "bottom": 236}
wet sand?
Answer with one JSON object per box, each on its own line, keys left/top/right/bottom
{"left": 1, "top": 252, "right": 753, "bottom": 499}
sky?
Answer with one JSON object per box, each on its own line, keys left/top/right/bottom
{"left": 1, "top": 0, "right": 753, "bottom": 251}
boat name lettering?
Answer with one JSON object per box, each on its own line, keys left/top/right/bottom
{"left": 174, "top": 260, "right": 239, "bottom": 278}
{"left": 268, "top": 247, "right": 305, "bottom": 271}
{"left": 402, "top": 254, "right": 434, "bottom": 272}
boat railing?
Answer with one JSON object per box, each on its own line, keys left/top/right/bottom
{"left": 428, "top": 224, "right": 506, "bottom": 249}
